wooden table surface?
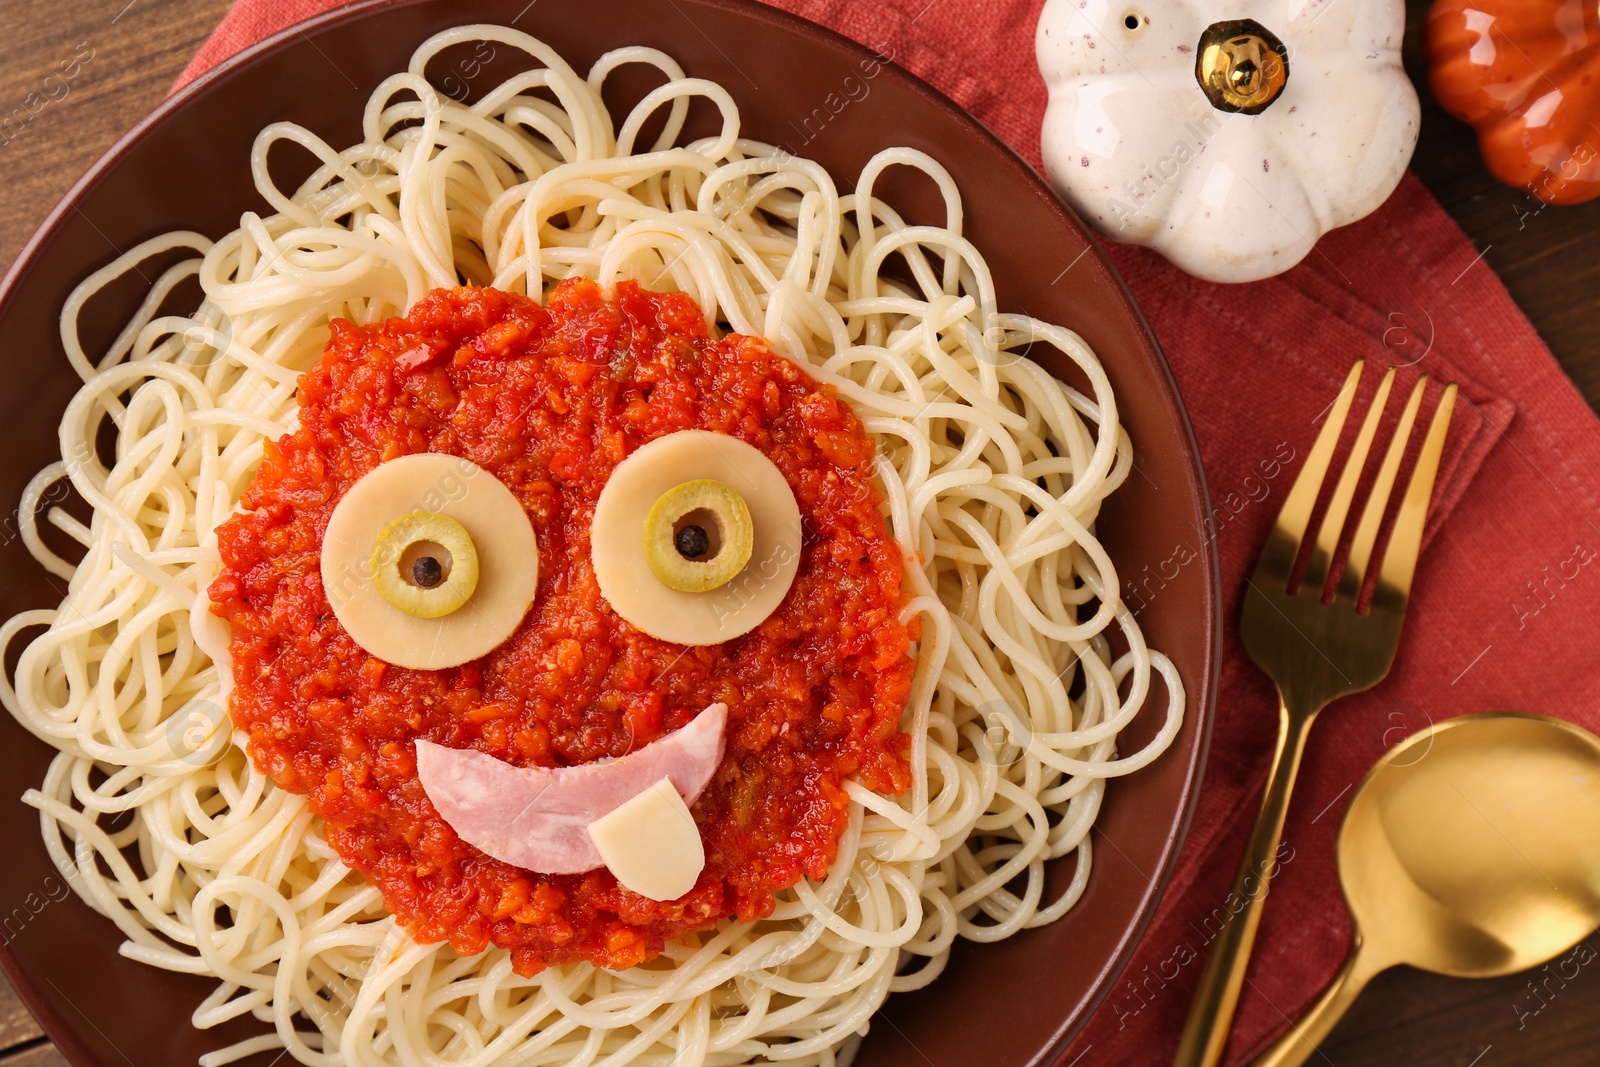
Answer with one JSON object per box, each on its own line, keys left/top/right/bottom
{"left": 0, "top": 2, "right": 1596, "bottom": 1066}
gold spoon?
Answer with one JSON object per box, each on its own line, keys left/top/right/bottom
{"left": 1252, "top": 711, "right": 1600, "bottom": 1067}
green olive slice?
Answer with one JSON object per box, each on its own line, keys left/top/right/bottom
{"left": 643, "top": 479, "right": 753, "bottom": 593}
{"left": 371, "top": 511, "right": 480, "bottom": 618}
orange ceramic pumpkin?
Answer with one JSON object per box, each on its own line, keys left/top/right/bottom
{"left": 1426, "top": 0, "right": 1600, "bottom": 205}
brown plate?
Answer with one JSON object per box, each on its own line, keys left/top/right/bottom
{"left": 0, "top": 1, "right": 1218, "bottom": 1064}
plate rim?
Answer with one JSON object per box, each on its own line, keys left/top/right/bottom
{"left": 0, "top": 2, "right": 1220, "bottom": 1063}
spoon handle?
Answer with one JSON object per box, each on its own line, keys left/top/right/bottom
{"left": 1172, "top": 700, "right": 1315, "bottom": 1067}
{"left": 1249, "top": 943, "right": 1379, "bottom": 1067}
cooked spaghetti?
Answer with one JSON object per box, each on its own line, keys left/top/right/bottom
{"left": 1, "top": 24, "right": 1183, "bottom": 1067}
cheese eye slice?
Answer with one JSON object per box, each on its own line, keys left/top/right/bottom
{"left": 590, "top": 430, "right": 801, "bottom": 646}
{"left": 321, "top": 453, "right": 538, "bottom": 669}
{"left": 587, "top": 777, "right": 705, "bottom": 901}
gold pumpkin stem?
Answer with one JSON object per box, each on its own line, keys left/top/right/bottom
{"left": 1196, "top": 19, "right": 1290, "bottom": 115}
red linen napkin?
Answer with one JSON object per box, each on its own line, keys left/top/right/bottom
{"left": 174, "top": 2, "right": 1600, "bottom": 1063}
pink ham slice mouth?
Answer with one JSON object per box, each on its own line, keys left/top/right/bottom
{"left": 415, "top": 703, "right": 727, "bottom": 875}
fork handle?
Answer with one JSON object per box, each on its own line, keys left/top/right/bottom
{"left": 1171, "top": 698, "right": 1317, "bottom": 1067}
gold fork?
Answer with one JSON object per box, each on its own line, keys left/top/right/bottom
{"left": 1171, "top": 360, "right": 1458, "bottom": 1067}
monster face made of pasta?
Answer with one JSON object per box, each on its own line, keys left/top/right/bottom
{"left": 208, "top": 278, "right": 916, "bottom": 975}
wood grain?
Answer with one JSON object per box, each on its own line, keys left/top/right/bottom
{"left": 0, "top": 977, "right": 43, "bottom": 1052}
{"left": 0, "top": 1043, "right": 71, "bottom": 1067}
{"left": 0, "top": 0, "right": 232, "bottom": 278}
{"left": 0, "top": 0, "right": 1597, "bottom": 1065}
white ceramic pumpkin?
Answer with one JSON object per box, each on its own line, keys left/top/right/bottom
{"left": 1036, "top": 0, "right": 1419, "bottom": 282}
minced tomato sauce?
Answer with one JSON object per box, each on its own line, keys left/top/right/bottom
{"left": 209, "top": 279, "right": 915, "bottom": 974}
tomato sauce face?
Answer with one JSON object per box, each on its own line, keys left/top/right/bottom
{"left": 210, "top": 279, "right": 914, "bottom": 974}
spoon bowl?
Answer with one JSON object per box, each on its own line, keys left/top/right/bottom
{"left": 1254, "top": 712, "right": 1600, "bottom": 1066}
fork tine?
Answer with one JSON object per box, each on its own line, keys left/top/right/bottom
{"left": 1335, "top": 376, "right": 1428, "bottom": 603}
{"left": 1256, "top": 361, "right": 1364, "bottom": 583}
{"left": 1371, "top": 382, "right": 1458, "bottom": 611}
{"left": 1302, "top": 367, "right": 1395, "bottom": 593}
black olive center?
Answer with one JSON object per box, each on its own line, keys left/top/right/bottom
{"left": 675, "top": 524, "right": 711, "bottom": 559}
{"left": 412, "top": 555, "right": 444, "bottom": 588}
